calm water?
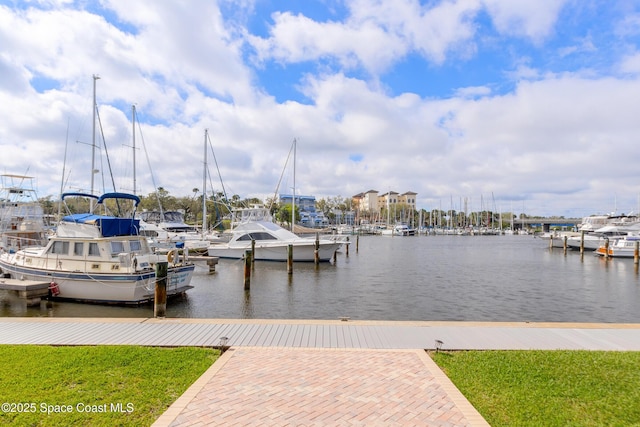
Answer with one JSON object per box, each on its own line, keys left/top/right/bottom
{"left": 2, "top": 235, "right": 640, "bottom": 322}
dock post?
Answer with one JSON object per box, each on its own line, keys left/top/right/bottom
{"left": 314, "top": 233, "right": 320, "bottom": 265}
{"left": 333, "top": 249, "right": 337, "bottom": 263}
{"left": 549, "top": 234, "right": 553, "bottom": 250}
{"left": 346, "top": 237, "right": 349, "bottom": 256}
{"left": 356, "top": 235, "right": 359, "bottom": 253}
{"left": 251, "top": 239, "right": 256, "bottom": 268}
{"left": 635, "top": 241, "right": 639, "bottom": 265}
{"left": 154, "top": 261, "right": 168, "bottom": 318}
{"left": 207, "top": 257, "right": 218, "bottom": 273}
{"left": 288, "top": 244, "right": 294, "bottom": 274}
{"left": 244, "top": 250, "right": 251, "bottom": 290}
{"left": 580, "top": 230, "right": 585, "bottom": 256}
{"left": 563, "top": 235, "right": 567, "bottom": 254}
{"left": 604, "top": 238, "right": 609, "bottom": 260}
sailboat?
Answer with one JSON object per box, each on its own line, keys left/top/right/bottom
{"left": 0, "top": 76, "right": 196, "bottom": 304}
{"left": 207, "top": 139, "right": 345, "bottom": 261}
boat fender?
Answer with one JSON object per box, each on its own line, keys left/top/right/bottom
{"left": 167, "top": 249, "right": 179, "bottom": 265}
{"left": 49, "top": 281, "right": 60, "bottom": 297}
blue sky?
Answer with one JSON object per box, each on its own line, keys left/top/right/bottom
{"left": 1, "top": 0, "right": 640, "bottom": 218}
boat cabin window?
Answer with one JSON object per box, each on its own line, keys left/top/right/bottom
{"left": 74, "top": 242, "right": 84, "bottom": 256}
{"left": 88, "top": 242, "right": 100, "bottom": 256}
{"left": 130, "top": 240, "right": 142, "bottom": 252}
{"left": 237, "top": 232, "right": 277, "bottom": 241}
{"left": 49, "top": 241, "right": 69, "bottom": 255}
{"left": 110, "top": 241, "right": 125, "bottom": 255}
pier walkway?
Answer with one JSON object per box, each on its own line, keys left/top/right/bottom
{"left": 1, "top": 318, "right": 639, "bottom": 426}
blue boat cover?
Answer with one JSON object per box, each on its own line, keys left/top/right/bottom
{"left": 62, "top": 214, "right": 140, "bottom": 237}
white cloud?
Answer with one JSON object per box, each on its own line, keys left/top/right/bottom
{"left": 619, "top": 53, "right": 640, "bottom": 75}
{"left": 481, "top": 0, "right": 569, "bottom": 44}
{"left": 1, "top": 1, "right": 639, "bottom": 218}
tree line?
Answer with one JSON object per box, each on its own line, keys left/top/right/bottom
{"left": 37, "top": 189, "right": 561, "bottom": 230}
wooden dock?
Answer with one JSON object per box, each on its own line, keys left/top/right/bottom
{"left": 0, "top": 318, "right": 639, "bottom": 350}
{"left": 0, "top": 278, "right": 50, "bottom": 306}
{"left": 187, "top": 255, "right": 219, "bottom": 273}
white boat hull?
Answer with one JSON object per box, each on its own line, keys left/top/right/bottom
{"left": 0, "top": 254, "right": 194, "bottom": 304}
{"left": 208, "top": 240, "right": 343, "bottom": 262}
{"left": 595, "top": 237, "right": 640, "bottom": 258}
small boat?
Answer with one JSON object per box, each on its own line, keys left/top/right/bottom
{"left": 0, "top": 192, "right": 195, "bottom": 304}
{"left": 138, "top": 210, "right": 210, "bottom": 254}
{"left": 380, "top": 223, "right": 416, "bottom": 236}
{"left": 540, "top": 230, "right": 581, "bottom": 248}
{"left": 595, "top": 234, "right": 640, "bottom": 258}
{"left": 392, "top": 223, "right": 416, "bottom": 236}
{"left": 207, "top": 206, "right": 345, "bottom": 261}
{"left": 0, "top": 174, "right": 50, "bottom": 252}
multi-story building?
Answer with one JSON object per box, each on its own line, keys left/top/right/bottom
{"left": 278, "top": 194, "right": 328, "bottom": 227}
{"left": 352, "top": 190, "right": 418, "bottom": 223}
{"left": 352, "top": 190, "right": 379, "bottom": 214}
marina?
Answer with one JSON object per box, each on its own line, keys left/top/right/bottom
{"left": 2, "top": 234, "right": 639, "bottom": 323}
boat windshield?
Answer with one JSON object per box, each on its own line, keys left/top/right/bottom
{"left": 237, "top": 232, "right": 277, "bottom": 241}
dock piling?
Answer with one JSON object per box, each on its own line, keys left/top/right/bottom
{"left": 154, "top": 261, "right": 167, "bottom": 318}
{"left": 244, "top": 250, "right": 252, "bottom": 290}
{"left": 288, "top": 245, "right": 293, "bottom": 274}
{"left": 207, "top": 257, "right": 218, "bottom": 273}
{"left": 251, "top": 239, "right": 256, "bottom": 268}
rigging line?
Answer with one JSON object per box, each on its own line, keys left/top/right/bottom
{"left": 58, "top": 117, "right": 70, "bottom": 219}
{"left": 95, "top": 107, "right": 115, "bottom": 192}
{"left": 96, "top": 106, "right": 124, "bottom": 215}
{"left": 270, "top": 139, "right": 295, "bottom": 211}
{"left": 134, "top": 108, "right": 164, "bottom": 217}
{"left": 206, "top": 131, "right": 229, "bottom": 204}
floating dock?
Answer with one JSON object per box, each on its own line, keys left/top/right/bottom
{"left": 0, "top": 278, "right": 50, "bottom": 306}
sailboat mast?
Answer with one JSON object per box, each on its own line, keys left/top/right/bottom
{"left": 132, "top": 105, "right": 137, "bottom": 196}
{"left": 292, "top": 138, "right": 296, "bottom": 232}
{"left": 90, "top": 74, "right": 100, "bottom": 209}
{"left": 203, "top": 129, "right": 208, "bottom": 234}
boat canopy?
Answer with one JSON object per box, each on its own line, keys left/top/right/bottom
{"left": 97, "top": 192, "right": 141, "bottom": 206}
{"left": 61, "top": 192, "right": 100, "bottom": 201}
{"left": 61, "top": 192, "right": 141, "bottom": 237}
{"left": 62, "top": 213, "right": 140, "bottom": 237}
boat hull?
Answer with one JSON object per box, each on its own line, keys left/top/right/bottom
{"left": 208, "top": 241, "right": 343, "bottom": 262}
{"left": 0, "top": 256, "right": 194, "bottom": 304}
{"left": 595, "top": 237, "right": 640, "bottom": 258}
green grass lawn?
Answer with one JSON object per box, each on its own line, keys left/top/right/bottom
{"left": 2, "top": 346, "right": 639, "bottom": 426}
{"left": 0, "top": 345, "right": 218, "bottom": 426}
{"left": 431, "top": 350, "right": 640, "bottom": 426}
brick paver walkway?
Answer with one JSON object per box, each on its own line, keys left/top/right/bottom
{"left": 153, "top": 347, "right": 489, "bottom": 426}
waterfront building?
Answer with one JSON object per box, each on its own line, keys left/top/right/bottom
{"left": 352, "top": 189, "right": 418, "bottom": 225}
{"left": 279, "top": 194, "right": 328, "bottom": 227}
